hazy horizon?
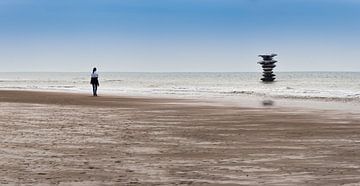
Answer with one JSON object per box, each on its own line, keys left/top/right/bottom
{"left": 1, "top": 0, "right": 359, "bottom": 72}
{"left": 1, "top": 71, "right": 360, "bottom": 73}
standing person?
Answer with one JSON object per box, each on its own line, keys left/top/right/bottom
{"left": 90, "top": 67, "right": 99, "bottom": 96}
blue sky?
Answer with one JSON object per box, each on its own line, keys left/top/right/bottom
{"left": 0, "top": 0, "right": 359, "bottom": 72}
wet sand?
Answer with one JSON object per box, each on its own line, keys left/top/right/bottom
{"left": 1, "top": 90, "right": 360, "bottom": 185}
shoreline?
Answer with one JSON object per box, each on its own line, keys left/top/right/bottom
{"left": 1, "top": 71, "right": 360, "bottom": 107}
{"left": 1, "top": 88, "right": 360, "bottom": 114}
{"left": 1, "top": 90, "right": 360, "bottom": 185}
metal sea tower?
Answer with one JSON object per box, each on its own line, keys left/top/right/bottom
{"left": 258, "top": 54, "right": 278, "bottom": 82}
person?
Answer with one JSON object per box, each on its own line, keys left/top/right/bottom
{"left": 90, "top": 67, "right": 99, "bottom": 96}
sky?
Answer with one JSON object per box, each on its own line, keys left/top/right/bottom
{"left": 0, "top": 0, "right": 359, "bottom": 72}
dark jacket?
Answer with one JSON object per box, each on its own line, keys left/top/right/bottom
{"left": 90, "top": 77, "right": 99, "bottom": 86}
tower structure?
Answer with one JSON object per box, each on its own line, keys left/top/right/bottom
{"left": 258, "top": 54, "right": 277, "bottom": 82}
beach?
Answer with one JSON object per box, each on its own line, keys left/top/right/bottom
{"left": 1, "top": 90, "right": 360, "bottom": 185}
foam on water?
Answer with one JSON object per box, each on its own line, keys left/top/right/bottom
{"left": 0, "top": 72, "right": 359, "bottom": 102}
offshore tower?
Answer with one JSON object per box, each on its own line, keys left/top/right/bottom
{"left": 258, "top": 54, "right": 277, "bottom": 82}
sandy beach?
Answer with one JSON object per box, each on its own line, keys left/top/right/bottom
{"left": 1, "top": 90, "right": 360, "bottom": 185}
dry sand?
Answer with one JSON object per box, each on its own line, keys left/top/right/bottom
{"left": 0, "top": 90, "right": 360, "bottom": 185}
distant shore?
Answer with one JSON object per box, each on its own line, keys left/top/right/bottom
{"left": 1, "top": 90, "right": 360, "bottom": 185}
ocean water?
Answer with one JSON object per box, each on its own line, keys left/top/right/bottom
{"left": 0, "top": 72, "right": 360, "bottom": 102}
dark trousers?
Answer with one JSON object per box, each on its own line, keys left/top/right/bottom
{"left": 92, "top": 84, "right": 98, "bottom": 96}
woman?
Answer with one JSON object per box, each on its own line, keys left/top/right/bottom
{"left": 90, "top": 67, "right": 99, "bottom": 96}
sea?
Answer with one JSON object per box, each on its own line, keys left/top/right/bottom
{"left": 1, "top": 72, "right": 360, "bottom": 107}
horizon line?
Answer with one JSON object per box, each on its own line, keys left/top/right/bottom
{"left": 0, "top": 71, "right": 360, "bottom": 73}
